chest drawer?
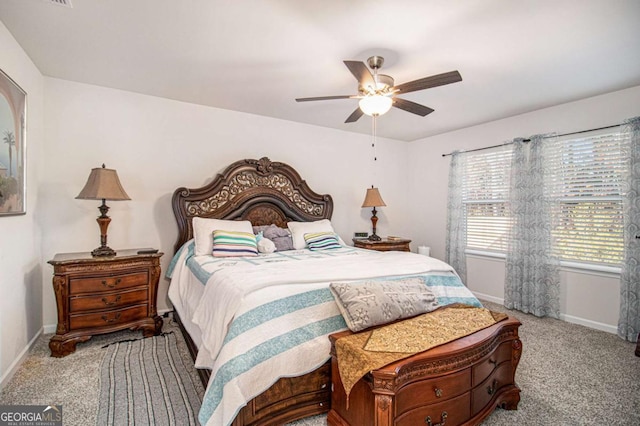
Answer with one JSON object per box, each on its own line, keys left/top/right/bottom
{"left": 395, "top": 368, "right": 471, "bottom": 415}
{"left": 395, "top": 391, "right": 470, "bottom": 426}
{"left": 69, "top": 304, "right": 148, "bottom": 330}
{"left": 472, "top": 340, "right": 513, "bottom": 385}
{"left": 69, "top": 271, "right": 148, "bottom": 294}
{"left": 69, "top": 288, "right": 149, "bottom": 313}
{"left": 471, "top": 362, "right": 513, "bottom": 415}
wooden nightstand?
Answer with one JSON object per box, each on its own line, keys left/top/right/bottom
{"left": 48, "top": 249, "right": 163, "bottom": 357}
{"left": 352, "top": 238, "right": 411, "bottom": 252}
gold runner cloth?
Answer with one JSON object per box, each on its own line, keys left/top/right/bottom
{"left": 334, "top": 305, "right": 507, "bottom": 399}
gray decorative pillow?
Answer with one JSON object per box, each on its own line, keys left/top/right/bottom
{"left": 329, "top": 277, "right": 440, "bottom": 332}
{"left": 252, "top": 225, "right": 294, "bottom": 251}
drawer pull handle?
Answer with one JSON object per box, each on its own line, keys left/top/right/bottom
{"left": 101, "top": 313, "right": 122, "bottom": 323}
{"left": 102, "top": 295, "right": 122, "bottom": 306}
{"left": 425, "top": 411, "right": 447, "bottom": 426}
{"left": 489, "top": 358, "right": 498, "bottom": 367}
{"left": 487, "top": 379, "right": 499, "bottom": 395}
{"left": 434, "top": 387, "right": 443, "bottom": 398}
{"left": 101, "top": 278, "right": 122, "bottom": 289}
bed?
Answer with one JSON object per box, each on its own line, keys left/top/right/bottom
{"left": 167, "top": 157, "right": 521, "bottom": 426}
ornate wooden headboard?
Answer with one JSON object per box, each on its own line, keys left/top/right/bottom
{"left": 171, "top": 157, "right": 334, "bottom": 253}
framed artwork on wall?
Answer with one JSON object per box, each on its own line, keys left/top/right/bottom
{"left": 0, "top": 68, "right": 26, "bottom": 216}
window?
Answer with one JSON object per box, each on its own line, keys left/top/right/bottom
{"left": 462, "top": 147, "right": 513, "bottom": 253}
{"left": 461, "top": 130, "right": 628, "bottom": 267}
{"left": 545, "top": 132, "right": 628, "bottom": 265}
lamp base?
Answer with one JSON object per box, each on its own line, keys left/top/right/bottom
{"left": 91, "top": 245, "right": 116, "bottom": 257}
{"left": 368, "top": 234, "right": 382, "bottom": 241}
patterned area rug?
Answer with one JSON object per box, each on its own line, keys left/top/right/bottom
{"left": 96, "top": 332, "right": 202, "bottom": 426}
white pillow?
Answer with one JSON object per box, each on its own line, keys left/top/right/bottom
{"left": 192, "top": 217, "right": 253, "bottom": 256}
{"left": 287, "top": 219, "right": 344, "bottom": 249}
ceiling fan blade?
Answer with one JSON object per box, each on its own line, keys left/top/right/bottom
{"left": 393, "top": 71, "right": 462, "bottom": 94}
{"left": 343, "top": 60, "right": 375, "bottom": 88}
{"left": 345, "top": 107, "right": 364, "bottom": 123}
{"left": 393, "top": 98, "right": 435, "bottom": 117}
{"left": 296, "top": 95, "right": 355, "bottom": 102}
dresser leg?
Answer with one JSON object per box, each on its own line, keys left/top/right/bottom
{"left": 142, "top": 315, "right": 163, "bottom": 337}
{"left": 49, "top": 335, "right": 91, "bottom": 357}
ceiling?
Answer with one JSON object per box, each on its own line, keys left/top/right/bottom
{"left": 1, "top": 0, "right": 639, "bottom": 142}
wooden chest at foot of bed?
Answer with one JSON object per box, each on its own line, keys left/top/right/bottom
{"left": 327, "top": 316, "right": 522, "bottom": 426}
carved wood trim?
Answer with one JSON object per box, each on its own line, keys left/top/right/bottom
{"left": 52, "top": 275, "right": 68, "bottom": 334}
{"left": 172, "top": 157, "right": 333, "bottom": 252}
{"left": 371, "top": 323, "right": 520, "bottom": 393}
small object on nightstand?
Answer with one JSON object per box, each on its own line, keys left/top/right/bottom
{"left": 137, "top": 248, "right": 159, "bottom": 254}
{"left": 48, "top": 249, "right": 163, "bottom": 357}
{"left": 353, "top": 237, "right": 411, "bottom": 252}
{"left": 418, "top": 245, "right": 431, "bottom": 256}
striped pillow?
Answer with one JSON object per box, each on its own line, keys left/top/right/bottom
{"left": 304, "top": 232, "right": 341, "bottom": 251}
{"left": 212, "top": 230, "right": 258, "bottom": 257}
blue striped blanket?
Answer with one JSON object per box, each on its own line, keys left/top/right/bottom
{"left": 167, "top": 243, "right": 480, "bottom": 426}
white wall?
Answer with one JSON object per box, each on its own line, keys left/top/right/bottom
{"left": 407, "top": 85, "right": 640, "bottom": 332}
{"left": 0, "top": 22, "right": 44, "bottom": 387}
{"left": 41, "top": 78, "right": 410, "bottom": 327}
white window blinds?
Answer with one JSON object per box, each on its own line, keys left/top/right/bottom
{"left": 545, "top": 132, "right": 628, "bottom": 265}
{"left": 460, "top": 130, "right": 627, "bottom": 267}
{"left": 462, "top": 147, "right": 513, "bottom": 253}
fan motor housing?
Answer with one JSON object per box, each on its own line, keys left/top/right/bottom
{"left": 360, "top": 74, "right": 394, "bottom": 94}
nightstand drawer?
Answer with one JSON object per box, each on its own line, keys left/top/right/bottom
{"left": 69, "top": 304, "right": 148, "bottom": 330}
{"left": 69, "top": 271, "right": 148, "bottom": 294}
{"left": 69, "top": 288, "right": 149, "bottom": 312}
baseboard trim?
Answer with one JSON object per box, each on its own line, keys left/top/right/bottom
{"left": 0, "top": 328, "right": 43, "bottom": 391}
{"left": 43, "top": 323, "right": 56, "bottom": 334}
{"left": 472, "top": 291, "right": 617, "bottom": 335}
{"left": 472, "top": 291, "right": 504, "bottom": 305}
{"left": 559, "top": 313, "right": 617, "bottom": 334}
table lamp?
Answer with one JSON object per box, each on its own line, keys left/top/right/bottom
{"left": 361, "top": 186, "right": 386, "bottom": 241}
{"left": 76, "top": 164, "right": 130, "bottom": 256}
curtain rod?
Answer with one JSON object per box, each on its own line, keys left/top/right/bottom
{"left": 441, "top": 123, "right": 622, "bottom": 157}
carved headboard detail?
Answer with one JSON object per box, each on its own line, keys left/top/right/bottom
{"left": 172, "top": 157, "right": 334, "bottom": 252}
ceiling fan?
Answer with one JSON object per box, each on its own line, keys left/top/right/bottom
{"left": 295, "top": 56, "right": 462, "bottom": 123}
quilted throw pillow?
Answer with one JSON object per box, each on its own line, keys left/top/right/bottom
{"left": 329, "top": 277, "right": 440, "bottom": 332}
{"left": 212, "top": 230, "right": 258, "bottom": 257}
{"left": 304, "top": 232, "right": 341, "bottom": 250}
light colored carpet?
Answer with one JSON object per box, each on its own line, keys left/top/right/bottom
{"left": 1, "top": 305, "right": 639, "bottom": 425}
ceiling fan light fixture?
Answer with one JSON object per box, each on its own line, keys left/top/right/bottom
{"left": 359, "top": 95, "right": 392, "bottom": 116}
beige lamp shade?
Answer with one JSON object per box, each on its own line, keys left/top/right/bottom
{"left": 361, "top": 187, "right": 386, "bottom": 208}
{"left": 76, "top": 165, "right": 131, "bottom": 201}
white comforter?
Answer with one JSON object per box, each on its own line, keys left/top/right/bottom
{"left": 167, "top": 242, "right": 480, "bottom": 426}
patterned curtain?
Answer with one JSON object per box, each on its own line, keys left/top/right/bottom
{"left": 505, "top": 136, "right": 560, "bottom": 318}
{"left": 445, "top": 151, "right": 467, "bottom": 284}
{"left": 619, "top": 116, "right": 640, "bottom": 342}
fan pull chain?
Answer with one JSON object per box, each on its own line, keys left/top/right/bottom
{"left": 372, "top": 115, "right": 379, "bottom": 186}
{"left": 372, "top": 115, "right": 378, "bottom": 162}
